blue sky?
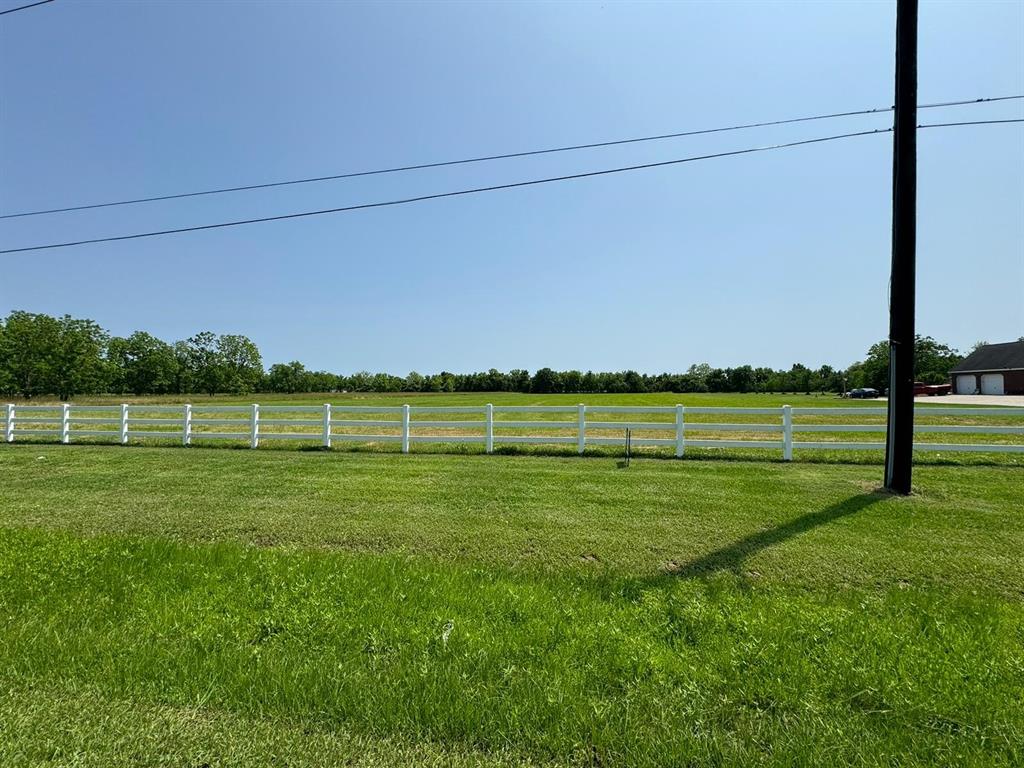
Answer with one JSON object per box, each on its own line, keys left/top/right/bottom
{"left": 1, "top": 0, "right": 1021, "bottom": 374}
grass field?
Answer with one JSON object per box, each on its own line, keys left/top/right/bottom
{"left": 7, "top": 391, "right": 1024, "bottom": 461}
{"left": 1, "top": 436, "right": 1022, "bottom": 766}
{"left": 5, "top": 389, "right": 1004, "bottom": 409}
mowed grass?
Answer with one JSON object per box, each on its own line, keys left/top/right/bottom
{"left": 8, "top": 390, "right": 1024, "bottom": 461}
{"left": 1, "top": 445, "right": 1022, "bottom": 766}
{"left": 10, "top": 391, "right": 855, "bottom": 407}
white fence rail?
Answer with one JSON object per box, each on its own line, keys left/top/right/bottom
{"left": 2, "top": 403, "right": 1023, "bottom": 459}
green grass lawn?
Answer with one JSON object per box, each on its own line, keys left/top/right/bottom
{"left": 8, "top": 391, "right": 1024, "bottom": 461}
{"left": 1, "top": 445, "right": 1022, "bottom": 766}
{"left": 11, "top": 391, "right": 854, "bottom": 407}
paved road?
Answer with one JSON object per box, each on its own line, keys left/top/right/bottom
{"left": 871, "top": 395, "right": 1024, "bottom": 406}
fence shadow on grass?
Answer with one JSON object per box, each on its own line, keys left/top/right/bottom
{"left": 665, "top": 491, "right": 889, "bottom": 580}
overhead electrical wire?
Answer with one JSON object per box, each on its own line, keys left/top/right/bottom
{"left": 2, "top": 118, "right": 1020, "bottom": 256}
{"left": 0, "top": 0, "right": 54, "bottom": 16}
{"left": 1, "top": 95, "right": 1021, "bottom": 220}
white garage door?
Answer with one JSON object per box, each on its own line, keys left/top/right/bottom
{"left": 956, "top": 375, "right": 977, "bottom": 394}
{"left": 980, "top": 373, "right": 1005, "bottom": 395}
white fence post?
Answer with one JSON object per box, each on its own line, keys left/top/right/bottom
{"left": 401, "top": 404, "right": 410, "bottom": 454}
{"left": 4, "top": 404, "right": 14, "bottom": 443}
{"left": 250, "top": 403, "right": 259, "bottom": 448}
{"left": 485, "top": 403, "right": 494, "bottom": 454}
{"left": 61, "top": 403, "right": 70, "bottom": 444}
{"left": 782, "top": 404, "right": 793, "bottom": 461}
{"left": 182, "top": 404, "right": 192, "bottom": 446}
{"left": 577, "top": 403, "right": 586, "bottom": 455}
{"left": 322, "top": 403, "right": 332, "bottom": 448}
{"left": 120, "top": 404, "right": 129, "bottom": 445}
{"left": 675, "top": 404, "right": 685, "bottom": 457}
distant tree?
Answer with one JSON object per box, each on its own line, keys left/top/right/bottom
{"left": 110, "top": 331, "right": 179, "bottom": 395}
{"left": 508, "top": 369, "right": 531, "bottom": 393}
{"left": 215, "top": 334, "right": 262, "bottom": 394}
{"left": 813, "top": 365, "right": 842, "bottom": 393}
{"left": 787, "top": 363, "right": 811, "bottom": 394}
{"left": 850, "top": 336, "right": 963, "bottom": 390}
{"left": 371, "top": 372, "right": 403, "bottom": 392}
{"left": 706, "top": 368, "right": 729, "bottom": 392}
{"left": 601, "top": 371, "right": 629, "bottom": 393}
{"left": 105, "top": 336, "right": 129, "bottom": 394}
{"left": 0, "top": 311, "right": 60, "bottom": 397}
{"left": 686, "top": 363, "right": 712, "bottom": 391}
{"left": 436, "top": 371, "right": 456, "bottom": 393}
{"left": 531, "top": 367, "right": 561, "bottom": 394}
{"left": 483, "top": 368, "right": 507, "bottom": 392}
{"left": 180, "top": 332, "right": 221, "bottom": 396}
{"left": 266, "top": 361, "right": 307, "bottom": 393}
{"left": 344, "top": 371, "right": 371, "bottom": 391}
{"left": 561, "top": 370, "right": 583, "bottom": 394}
{"left": 914, "top": 336, "right": 963, "bottom": 384}
{"left": 307, "top": 371, "right": 338, "bottom": 392}
{"left": 753, "top": 367, "right": 774, "bottom": 393}
{"left": 171, "top": 340, "right": 194, "bottom": 394}
{"left": 0, "top": 321, "right": 10, "bottom": 395}
{"left": 728, "top": 365, "right": 755, "bottom": 393}
{"left": 623, "top": 370, "right": 645, "bottom": 393}
{"left": 404, "top": 371, "right": 425, "bottom": 392}
{"left": 852, "top": 341, "right": 890, "bottom": 390}
{"left": 45, "top": 315, "right": 108, "bottom": 400}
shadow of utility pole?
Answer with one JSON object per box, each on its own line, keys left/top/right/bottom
{"left": 670, "top": 491, "right": 889, "bottom": 579}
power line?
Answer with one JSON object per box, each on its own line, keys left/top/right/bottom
{"left": 2, "top": 95, "right": 1021, "bottom": 220}
{"left": 912, "top": 118, "right": 1024, "bottom": 129}
{"left": 1, "top": 119, "right": 1020, "bottom": 256}
{"left": 0, "top": 0, "right": 54, "bottom": 16}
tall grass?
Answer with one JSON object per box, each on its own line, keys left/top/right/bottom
{"left": 1, "top": 527, "right": 1021, "bottom": 767}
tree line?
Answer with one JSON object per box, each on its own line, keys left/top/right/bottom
{"left": 0, "top": 310, "right": 968, "bottom": 399}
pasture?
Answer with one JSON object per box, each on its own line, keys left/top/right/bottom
{"left": 6, "top": 391, "right": 1024, "bottom": 461}
{"left": 1, "top": 393, "right": 1022, "bottom": 766}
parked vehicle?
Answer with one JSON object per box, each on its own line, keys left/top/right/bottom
{"left": 847, "top": 388, "right": 880, "bottom": 399}
{"left": 913, "top": 382, "right": 951, "bottom": 396}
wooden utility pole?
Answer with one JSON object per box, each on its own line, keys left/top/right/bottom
{"left": 884, "top": 0, "right": 918, "bottom": 494}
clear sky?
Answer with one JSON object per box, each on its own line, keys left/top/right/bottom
{"left": 1, "top": 0, "right": 1021, "bottom": 375}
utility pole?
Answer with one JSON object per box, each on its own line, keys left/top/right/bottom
{"left": 884, "top": 0, "right": 918, "bottom": 494}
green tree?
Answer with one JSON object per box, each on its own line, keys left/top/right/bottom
{"left": 403, "top": 371, "right": 425, "bottom": 392}
{"left": 508, "top": 369, "right": 531, "bottom": 393}
{"left": 109, "top": 331, "right": 179, "bottom": 395}
{"left": 531, "top": 367, "right": 561, "bottom": 394}
{"left": 483, "top": 368, "right": 507, "bottom": 392}
{"left": 266, "top": 361, "right": 307, "bottom": 393}
{"left": 706, "top": 368, "right": 729, "bottom": 392}
{"left": 686, "top": 363, "right": 712, "bottom": 392}
{"left": 623, "top": 370, "right": 645, "bottom": 393}
{"left": 347, "top": 371, "right": 373, "bottom": 392}
{"left": 216, "top": 334, "right": 263, "bottom": 394}
{"left": 728, "top": 365, "right": 755, "bottom": 393}
{"left": 306, "top": 371, "right": 338, "bottom": 392}
{"left": 182, "top": 332, "right": 221, "bottom": 396}
{"left": 0, "top": 311, "right": 60, "bottom": 397}
{"left": 371, "top": 372, "right": 403, "bottom": 392}
{"left": 0, "top": 321, "right": 10, "bottom": 395}
{"left": 48, "top": 315, "right": 109, "bottom": 400}
{"left": 914, "top": 336, "right": 963, "bottom": 384}
{"left": 852, "top": 336, "right": 963, "bottom": 390}
{"left": 561, "top": 370, "right": 583, "bottom": 393}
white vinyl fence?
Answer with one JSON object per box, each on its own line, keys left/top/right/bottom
{"left": 3, "top": 402, "right": 1023, "bottom": 459}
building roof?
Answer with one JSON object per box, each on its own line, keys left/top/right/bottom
{"left": 951, "top": 341, "right": 1024, "bottom": 373}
